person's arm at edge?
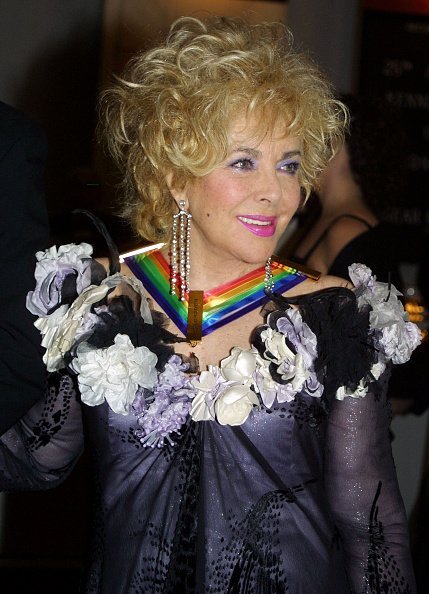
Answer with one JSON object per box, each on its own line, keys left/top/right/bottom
{"left": 0, "top": 102, "right": 50, "bottom": 434}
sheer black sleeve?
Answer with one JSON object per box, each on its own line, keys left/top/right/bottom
{"left": 0, "top": 370, "right": 83, "bottom": 491}
{"left": 271, "top": 282, "right": 417, "bottom": 592}
{"left": 325, "top": 373, "right": 416, "bottom": 593}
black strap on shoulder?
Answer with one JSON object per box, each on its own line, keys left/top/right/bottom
{"left": 301, "top": 214, "right": 374, "bottom": 262}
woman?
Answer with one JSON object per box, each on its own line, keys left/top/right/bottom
{"left": 0, "top": 16, "right": 420, "bottom": 593}
{"left": 289, "top": 94, "right": 429, "bottom": 418}
{"left": 290, "top": 94, "right": 410, "bottom": 281}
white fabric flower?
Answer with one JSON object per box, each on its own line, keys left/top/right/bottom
{"left": 220, "top": 347, "right": 257, "bottom": 383}
{"left": 253, "top": 354, "right": 296, "bottom": 408}
{"left": 378, "top": 319, "right": 421, "bottom": 365}
{"left": 36, "top": 243, "right": 93, "bottom": 263}
{"left": 348, "top": 262, "right": 422, "bottom": 365}
{"left": 35, "top": 283, "right": 111, "bottom": 371}
{"left": 335, "top": 379, "right": 368, "bottom": 401}
{"left": 369, "top": 289, "right": 404, "bottom": 327}
{"left": 27, "top": 243, "right": 94, "bottom": 316}
{"left": 371, "top": 361, "right": 386, "bottom": 380}
{"left": 190, "top": 367, "right": 221, "bottom": 421}
{"left": 214, "top": 384, "right": 260, "bottom": 426}
{"left": 260, "top": 327, "right": 291, "bottom": 365}
{"left": 190, "top": 352, "right": 261, "bottom": 425}
{"left": 34, "top": 272, "right": 152, "bottom": 372}
{"left": 72, "top": 334, "right": 158, "bottom": 415}
{"left": 348, "top": 262, "right": 375, "bottom": 290}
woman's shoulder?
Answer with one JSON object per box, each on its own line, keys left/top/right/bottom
{"left": 284, "top": 271, "right": 352, "bottom": 298}
{"left": 263, "top": 262, "right": 422, "bottom": 404}
{"left": 285, "top": 262, "right": 421, "bottom": 366}
{"left": 25, "top": 242, "right": 423, "bottom": 447}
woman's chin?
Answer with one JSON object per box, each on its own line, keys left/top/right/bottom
{"left": 234, "top": 251, "right": 275, "bottom": 271}
{"left": 190, "top": 239, "right": 277, "bottom": 273}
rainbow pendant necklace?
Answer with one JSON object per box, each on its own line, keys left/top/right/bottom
{"left": 124, "top": 248, "right": 314, "bottom": 343}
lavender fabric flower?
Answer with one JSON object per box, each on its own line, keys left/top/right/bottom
{"left": 303, "top": 372, "right": 324, "bottom": 399}
{"left": 378, "top": 320, "right": 421, "bottom": 365}
{"left": 348, "top": 262, "right": 375, "bottom": 291}
{"left": 255, "top": 308, "right": 322, "bottom": 406}
{"left": 134, "top": 355, "right": 194, "bottom": 447}
{"left": 276, "top": 308, "right": 318, "bottom": 369}
{"left": 349, "top": 262, "right": 422, "bottom": 365}
{"left": 27, "top": 243, "right": 94, "bottom": 316}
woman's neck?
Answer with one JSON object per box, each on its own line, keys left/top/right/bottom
{"left": 162, "top": 246, "right": 267, "bottom": 292}
{"left": 318, "top": 178, "right": 366, "bottom": 219}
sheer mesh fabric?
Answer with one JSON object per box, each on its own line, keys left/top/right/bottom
{"left": 0, "top": 292, "right": 416, "bottom": 593}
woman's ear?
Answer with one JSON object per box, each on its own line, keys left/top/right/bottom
{"left": 165, "top": 172, "right": 187, "bottom": 208}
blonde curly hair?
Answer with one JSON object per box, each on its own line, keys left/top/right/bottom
{"left": 99, "top": 15, "right": 347, "bottom": 243}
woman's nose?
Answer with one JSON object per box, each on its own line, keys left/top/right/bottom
{"left": 255, "top": 169, "right": 282, "bottom": 203}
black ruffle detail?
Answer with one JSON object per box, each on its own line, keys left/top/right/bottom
{"left": 73, "top": 209, "right": 120, "bottom": 274}
{"left": 267, "top": 287, "right": 377, "bottom": 397}
{"left": 85, "top": 295, "right": 184, "bottom": 370}
{"left": 59, "top": 272, "right": 78, "bottom": 306}
{"left": 88, "top": 258, "right": 109, "bottom": 285}
{"left": 56, "top": 260, "right": 108, "bottom": 310}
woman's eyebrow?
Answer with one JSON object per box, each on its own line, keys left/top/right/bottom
{"left": 280, "top": 150, "right": 302, "bottom": 160}
{"left": 231, "top": 148, "right": 302, "bottom": 160}
{"left": 231, "top": 147, "right": 261, "bottom": 158}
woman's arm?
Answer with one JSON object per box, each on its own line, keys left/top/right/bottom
{"left": 325, "top": 374, "right": 416, "bottom": 593}
{"left": 0, "top": 102, "right": 50, "bottom": 434}
{"left": 0, "top": 370, "right": 83, "bottom": 492}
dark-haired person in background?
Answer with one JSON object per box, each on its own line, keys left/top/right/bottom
{"left": 290, "top": 94, "right": 411, "bottom": 282}
{"left": 288, "top": 94, "right": 429, "bottom": 417}
{"left": 0, "top": 100, "right": 49, "bottom": 434}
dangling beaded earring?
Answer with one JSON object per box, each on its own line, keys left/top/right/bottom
{"left": 170, "top": 200, "right": 192, "bottom": 301}
{"left": 264, "top": 257, "right": 275, "bottom": 293}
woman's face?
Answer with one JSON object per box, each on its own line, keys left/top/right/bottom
{"left": 176, "top": 114, "right": 302, "bottom": 274}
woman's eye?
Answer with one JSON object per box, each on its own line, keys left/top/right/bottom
{"left": 230, "top": 158, "right": 255, "bottom": 171}
{"left": 279, "top": 161, "right": 300, "bottom": 174}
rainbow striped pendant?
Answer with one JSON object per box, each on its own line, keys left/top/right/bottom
{"left": 125, "top": 249, "right": 312, "bottom": 341}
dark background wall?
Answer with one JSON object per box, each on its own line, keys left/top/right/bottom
{"left": 0, "top": 0, "right": 103, "bottom": 216}
{"left": 0, "top": 0, "right": 362, "bottom": 253}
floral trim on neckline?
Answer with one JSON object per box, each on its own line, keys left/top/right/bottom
{"left": 27, "top": 244, "right": 422, "bottom": 448}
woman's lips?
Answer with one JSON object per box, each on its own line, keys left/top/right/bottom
{"left": 237, "top": 215, "right": 277, "bottom": 237}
